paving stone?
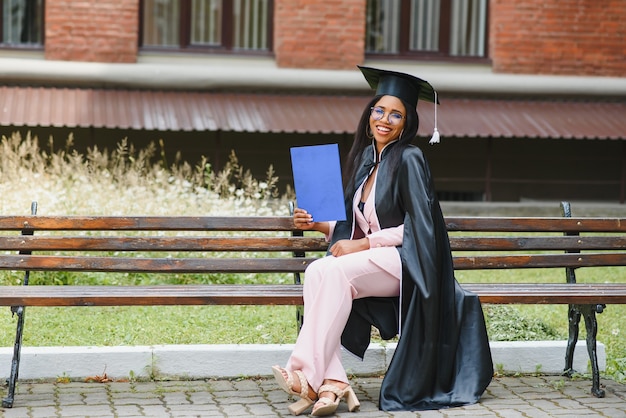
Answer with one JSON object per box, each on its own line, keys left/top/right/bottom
{"left": 58, "top": 404, "right": 113, "bottom": 417}
{"left": 112, "top": 404, "right": 144, "bottom": 414}
{"left": 56, "top": 394, "right": 85, "bottom": 405}
{"left": 140, "top": 404, "right": 173, "bottom": 416}
{"left": 81, "top": 393, "right": 111, "bottom": 405}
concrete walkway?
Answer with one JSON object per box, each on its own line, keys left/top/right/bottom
{"left": 1, "top": 374, "right": 625, "bottom": 417}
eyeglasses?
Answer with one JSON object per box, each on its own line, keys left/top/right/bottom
{"left": 370, "top": 106, "right": 405, "bottom": 125}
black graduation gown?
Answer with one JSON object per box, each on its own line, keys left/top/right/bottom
{"left": 333, "top": 143, "right": 493, "bottom": 411}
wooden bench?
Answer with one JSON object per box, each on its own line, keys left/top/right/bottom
{"left": 1, "top": 201, "right": 626, "bottom": 407}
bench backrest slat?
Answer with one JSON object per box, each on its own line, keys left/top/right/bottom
{"left": 0, "top": 216, "right": 296, "bottom": 231}
{"left": 2, "top": 253, "right": 624, "bottom": 273}
{"left": 2, "top": 235, "right": 622, "bottom": 253}
{"left": 454, "top": 253, "right": 626, "bottom": 269}
{"left": 0, "top": 255, "right": 317, "bottom": 273}
{"left": 1, "top": 216, "right": 624, "bottom": 232}
{"left": 445, "top": 217, "right": 626, "bottom": 232}
{"left": 0, "top": 236, "right": 329, "bottom": 252}
{"left": 449, "top": 236, "right": 626, "bottom": 251}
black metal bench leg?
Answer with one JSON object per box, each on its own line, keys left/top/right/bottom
{"left": 3, "top": 201, "right": 36, "bottom": 408}
{"left": 563, "top": 303, "right": 606, "bottom": 398}
{"left": 289, "top": 202, "right": 305, "bottom": 333}
{"left": 582, "top": 303, "right": 606, "bottom": 398}
{"left": 559, "top": 201, "right": 606, "bottom": 397}
{"left": 563, "top": 304, "right": 580, "bottom": 377}
{"left": 2, "top": 305, "right": 26, "bottom": 408}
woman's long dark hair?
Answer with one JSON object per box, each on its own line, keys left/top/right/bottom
{"left": 342, "top": 95, "right": 420, "bottom": 193}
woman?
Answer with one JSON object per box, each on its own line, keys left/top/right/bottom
{"left": 273, "top": 66, "right": 493, "bottom": 416}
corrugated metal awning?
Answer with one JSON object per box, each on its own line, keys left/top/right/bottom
{"left": 0, "top": 86, "right": 624, "bottom": 139}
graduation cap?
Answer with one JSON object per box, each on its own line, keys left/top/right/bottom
{"left": 358, "top": 65, "right": 441, "bottom": 145}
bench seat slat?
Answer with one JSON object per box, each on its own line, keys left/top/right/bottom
{"left": 464, "top": 283, "right": 626, "bottom": 304}
{"left": 0, "top": 236, "right": 329, "bottom": 252}
{"left": 0, "top": 255, "right": 316, "bottom": 273}
{"left": 1, "top": 283, "right": 625, "bottom": 307}
{"left": 0, "top": 284, "right": 304, "bottom": 306}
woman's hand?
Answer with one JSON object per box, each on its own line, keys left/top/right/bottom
{"left": 293, "top": 208, "right": 317, "bottom": 230}
{"left": 329, "top": 238, "right": 369, "bottom": 257}
{"left": 293, "top": 208, "right": 331, "bottom": 235}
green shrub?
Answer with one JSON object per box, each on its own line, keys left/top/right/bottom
{"left": 484, "top": 305, "right": 562, "bottom": 341}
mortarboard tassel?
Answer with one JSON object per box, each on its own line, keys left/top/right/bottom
{"left": 429, "top": 91, "right": 440, "bottom": 145}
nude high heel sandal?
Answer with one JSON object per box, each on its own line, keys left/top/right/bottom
{"left": 311, "top": 384, "right": 360, "bottom": 416}
{"left": 271, "top": 366, "right": 315, "bottom": 416}
{"left": 288, "top": 396, "right": 315, "bottom": 416}
{"left": 343, "top": 386, "right": 360, "bottom": 412}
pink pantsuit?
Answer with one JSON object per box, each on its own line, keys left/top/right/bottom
{"left": 286, "top": 167, "right": 404, "bottom": 392}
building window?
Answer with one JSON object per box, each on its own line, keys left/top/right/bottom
{"left": 366, "top": 0, "right": 487, "bottom": 59}
{"left": 0, "top": 0, "right": 44, "bottom": 47}
{"left": 141, "top": 0, "right": 272, "bottom": 53}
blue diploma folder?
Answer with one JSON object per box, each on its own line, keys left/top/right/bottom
{"left": 290, "top": 144, "right": 346, "bottom": 222}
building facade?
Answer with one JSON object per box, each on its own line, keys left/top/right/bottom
{"left": 0, "top": 0, "right": 625, "bottom": 202}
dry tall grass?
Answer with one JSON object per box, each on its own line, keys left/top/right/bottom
{"left": 0, "top": 132, "right": 291, "bottom": 217}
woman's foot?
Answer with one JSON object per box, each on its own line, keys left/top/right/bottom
{"left": 311, "top": 379, "right": 360, "bottom": 416}
{"left": 271, "top": 366, "right": 317, "bottom": 415}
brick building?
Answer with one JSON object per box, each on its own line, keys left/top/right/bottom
{"left": 0, "top": 0, "right": 624, "bottom": 202}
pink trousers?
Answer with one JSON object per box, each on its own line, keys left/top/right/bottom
{"left": 285, "top": 246, "right": 401, "bottom": 392}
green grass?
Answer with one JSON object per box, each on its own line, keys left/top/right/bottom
{"left": 0, "top": 305, "right": 300, "bottom": 346}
